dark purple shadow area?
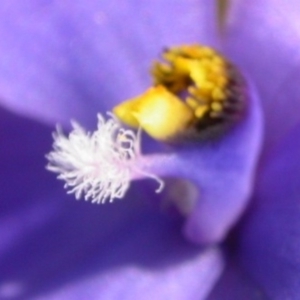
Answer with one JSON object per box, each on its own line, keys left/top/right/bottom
{"left": 233, "top": 121, "right": 300, "bottom": 299}
{"left": 207, "top": 258, "right": 267, "bottom": 300}
{"left": 0, "top": 107, "right": 201, "bottom": 299}
{"left": 0, "top": 106, "right": 58, "bottom": 215}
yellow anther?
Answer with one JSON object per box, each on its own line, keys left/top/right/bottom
{"left": 195, "top": 106, "right": 209, "bottom": 118}
{"left": 173, "top": 57, "right": 194, "bottom": 74}
{"left": 199, "top": 46, "right": 215, "bottom": 56}
{"left": 113, "top": 97, "right": 140, "bottom": 127}
{"left": 199, "top": 60, "right": 211, "bottom": 71}
{"left": 216, "top": 76, "right": 227, "bottom": 87}
{"left": 211, "top": 64, "right": 224, "bottom": 74}
{"left": 113, "top": 86, "right": 194, "bottom": 141}
{"left": 201, "top": 81, "right": 215, "bottom": 91}
{"left": 186, "top": 97, "right": 199, "bottom": 109}
{"left": 114, "top": 44, "right": 246, "bottom": 142}
{"left": 212, "top": 56, "right": 224, "bottom": 65}
{"left": 190, "top": 67, "right": 206, "bottom": 87}
{"left": 211, "top": 102, "right": 223, "bottom": 112}
{"left": 157, "top": 63, "right": 172, "bottom": 73}
{"left": 212, "top": 88, "right": 226, "bottom": 101}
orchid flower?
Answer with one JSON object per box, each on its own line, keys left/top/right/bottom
{"left": 0, "top": 1, "right": 299, "bottom": 299}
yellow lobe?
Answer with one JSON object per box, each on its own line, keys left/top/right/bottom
{"left": 113, "top": 97, "right": 140, "bottom": 127}
{"left": 113, "top": 86, "right": 194, "bottom": 141}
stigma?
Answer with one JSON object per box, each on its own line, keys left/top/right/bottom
{"left": 46, "top": 114, "right": 164, "bottom": 204}
{"left": 113, "top": 44, "right": 247, "bottom": 142}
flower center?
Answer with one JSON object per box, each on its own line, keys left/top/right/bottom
{"left": 114, "top": 44, "right": 247, "bottom": 142}
{"left": 46, "top": 44, "right": 249, "bottom": 204}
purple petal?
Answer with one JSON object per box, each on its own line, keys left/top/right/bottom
{"left": 0, "top": 0, "right": 217, "bottom": 127}
{"left": 207, "top": 259, "right": 267, "bottom": 300}
{"left": 238, "top": 122, "right": 300, "bottom": 299}
{"left": 144, "top": 81, "right": 263, "bottom": 244}
{"left": 37, "top": 247, "right": 223, "bottom": 300}
{"left": 0, "top": 108, "right": 223, "bottom": 299}
{"left": 224, "top": 0, "right": 300, "bottom": 149}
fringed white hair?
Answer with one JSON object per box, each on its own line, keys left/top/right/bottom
{"left": 46, "top": 113, "right": 163, "bottom": 204}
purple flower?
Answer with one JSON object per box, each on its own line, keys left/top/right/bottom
{"left": 0, "top": 0, "right": 299, "bottom": 299}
